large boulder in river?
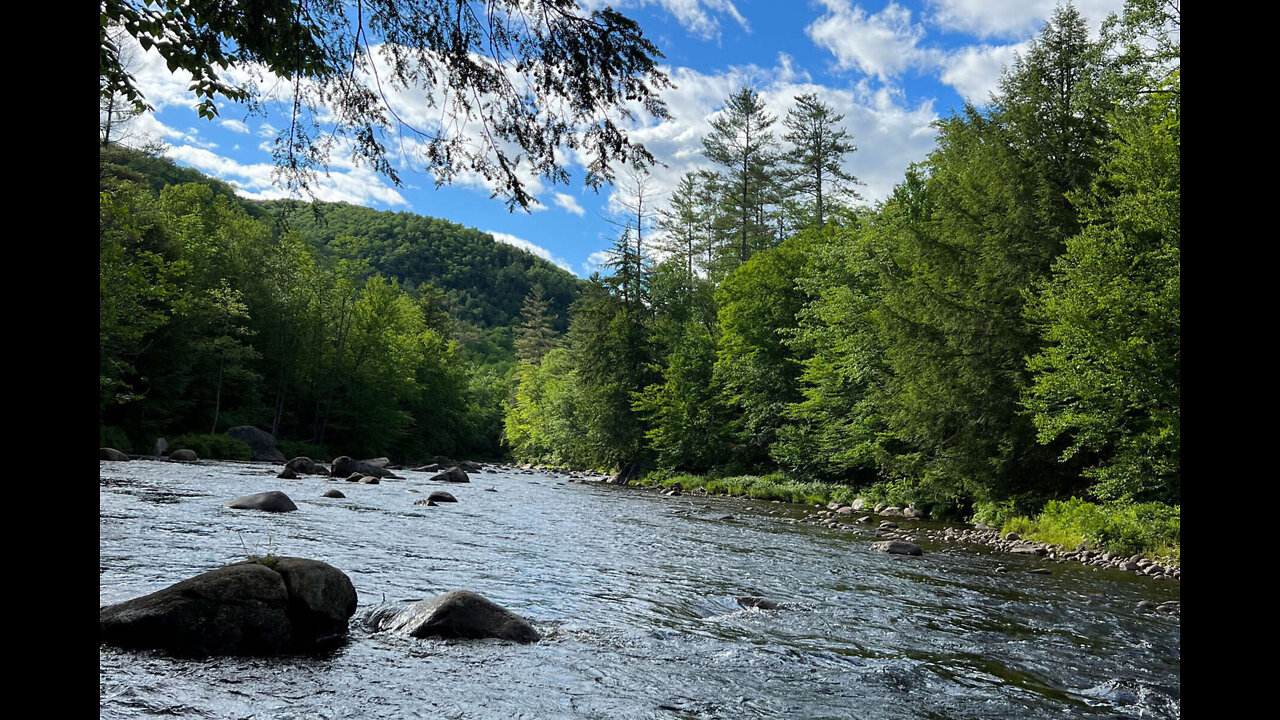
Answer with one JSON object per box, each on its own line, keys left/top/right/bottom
{"left": 225, "top": 490, "right": 298, "bottom": 513}
{"left": 426, "top": 491, "right": 457, "bottom": 503}
{"left": 286, "top": 456, "right": 325, "bottom": 475}
{"left": 100, "top": 447, "right": 130, "bottom": 461}
{"left": 429, "top": 466, "right": 470, "bottom": 483}
{"left": 366, "top": 590, "right": 539, "bottom": 644}
{"left": 871, "top": 540, "right": 923, "bottom": 556}
{"left": 226, "top": 426, "right": 287, "bottom": 463}
{"left": 169, "top": 449, "right": 197, "bottom": 462}
{"left": 99, "top": 558, "right": 357, "bottom": 656}
{"left": 362, "top": 457, "right": 390, "bottom": 468}
{"left": 458, "top": 460, "right": 482, "bottom": 473}
{"left": 332, "top": 456, "right": 396, "bottom": 479}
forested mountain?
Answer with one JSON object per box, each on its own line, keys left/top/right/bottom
{"left": 257, "top": 201, "right": 580, "bottom": 339}
{"left": 100, "top": 146, "right": 581, "bottom": 462}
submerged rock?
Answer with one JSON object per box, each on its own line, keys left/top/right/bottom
{"left": 277, "top": 467, "right": 299, "bottom": 479}
{"left": 366, "top": 590, "right": 539, "bottom": 644}
{"left": 225, "top": 490, "right": 298, "bottom": 513}
{"left": 322, "top": 489, "right": 345, "bottom": 498}
{"left": 735, "top": 596, "right": 781, "bottom": 610}
{"left": 99, "top": 558, "right": 357, "bottom": 656}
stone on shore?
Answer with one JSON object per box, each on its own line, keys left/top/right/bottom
{"left": 226, "top": 426, "right": 287, "bottom": 463}
{"left": 100, "top": 448, "right": 130, "bottom": 461}
{"left": 169, "top": 449, "right": 197, "bottom": 462}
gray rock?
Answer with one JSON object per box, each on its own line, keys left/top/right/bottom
{"left": 850, "top": 498, "right": 867, "bottom": 511}
{"left": 153, "top": 437, "right": 169, "bottom": 456}
{"left": 225, "top": 490, "right": 298, "bottom": 513}
{"left": 362, "top": 457, "right": 391, "bottom": 468}
{"left": 322, "top": 489, "right": 345, "bottom": 498}
{"left": 871, "top": 540, "right": 923, "bottom": 556}
{"left": 358, "top": 475, "right": 380, "bottom": 484}
{"left": 735, "top": 596, "right": 781, "bottom": 610}
{"left": 1004, "top": 532, "right": 1020, "bottom": 542}
{"left": 277, "top": 468, "right": 299, "bottom": 479}
{"left": 99, "top": 558, "right": 357, "bottom": 656}
{"left": 286, "top": 456, "right": 325, "bottom": 475}
{"left": 429, "top": 466, "right": 471, "bottom": 483}
{"left": 458, "top": 461, "right": 482, "bottom": 473}
{"left": 427, "top": 491, "right": 457, "bottom": 503}
{"left": 226, "top": 426, "right": 287, "bottom": 463}
{"left": 169, "top": 449, "right": 198, "bottom": 462}
{"left": 836, "top": 506, "right": 855, "bottom": 515}
{"left": 332, "top": 456, "right": 395, "bottom": 479}
{"left": 413, "top": 463, "right": 441, "bottom": 472}
{"left": 100, "top": 447, "right": 130, "bottom": 461}
{"left": 413, "top": 499, "right": 438, "bottom": 506}
{"left": 366, "top": 590, "right": 540, "bottom": 644}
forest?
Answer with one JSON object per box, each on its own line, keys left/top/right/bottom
{"left": 101, "top": 1, "right": 1178, "bottom": 553}
{"left": 501, "top": 3, "right": 1179, "bottom": 546}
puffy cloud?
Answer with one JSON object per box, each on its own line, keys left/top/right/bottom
{"left": 581, "top": 249, "right": 613, "bottom": 276}
{"left": 219, "top": 119, "right": 250, "bottom": 134}
{"left": 926, "top": 0, "right": 1128, "bottom": 40}
{"left": 938, "top": 42, "right": 1026, "bottom": 104}
{"left": 580, "top": 0, "right": 750, "bottom": 40}
{"left": 554, "top": 193, "right": 587, "bottom": 216}
{"left": 486, "top": 231, "right": 575, "bottom": 273}
{"left": 806, "top": 1, "right": 939, "bottom": 81}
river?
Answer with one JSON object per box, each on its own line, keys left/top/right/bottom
{"left": 99, "top": 459, "right": 1180, "bottom": 719}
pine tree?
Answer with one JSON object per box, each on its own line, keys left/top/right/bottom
{"left": 702, "top": 85, "right": 781, "bottom": 269}
{"left": 514, "top": 284, "right": 560, "bottom": 365}
{"left": 782, "top": 92, "right": 860, "bottom": 230}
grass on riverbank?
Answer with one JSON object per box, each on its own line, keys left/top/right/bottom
{"left": 637, "top": 471, "right": 1180, "bottom": 563}
{"left": 989, "top": 497, "right": 1180, "bottom": 562}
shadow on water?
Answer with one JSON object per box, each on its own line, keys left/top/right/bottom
{"left": 100, "top": 460, "right": 1179, "bottom": 720}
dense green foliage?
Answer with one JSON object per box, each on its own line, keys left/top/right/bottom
{"left": 503, "top": 3, "right": 1180, "bottom": 539}
{"left": 100, "top": 147, "right": 581, "bottom": 462}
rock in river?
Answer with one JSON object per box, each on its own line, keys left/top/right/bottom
{"left": 427, "top": 491, "right": 457, "bottom": 503}
{"left": 100, "top": 447, "right": 130, "bottom": 461}
{"left": 225, "top": 490, "right": 298, "bottom": 513}
{"left": 871, "top": 540, "right": 924, "bottom": 556}
{"left": 169, "top": 449, "right": 198, "bottom": 462}
{"left": 366, "top": 590, "right": 539, "bottom": 644}
{"left": 332, "top": 456, "right": 397, "bottom": 479}
{"left": 286, "top": 456, "right": 325, "bottom": 475}
{"left": 99, "top": 558, "right": 357, "bottom": 656}
{"left": 429, "top": 466, "right": 471, "bottom": 483}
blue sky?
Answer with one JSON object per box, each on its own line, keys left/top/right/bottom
{"left": 118, "top": 0, "right": 1128, "bottom": 278}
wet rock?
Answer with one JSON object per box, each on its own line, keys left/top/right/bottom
{"left": 225, "top": 490, "right": 298, "bottom": 513}
{"left": 882, "top": 506, "right": 903, "bottom": 517}
{"left": 366, "top": 590, "right": 540, "bottom": 644}
{"left": 277, "top": 468, "right": 299, "bottom": 479}
{"left": 413, "top": 463, "right": 441, "bottom": 473}
{"left": 994, "top": 566, "right": 1008, "bottom": 573}
{"left": 459, "top": 461, "right": 483, "bottom": 473}
{"left": 849, "top": 498, "right": 867, "bottom": 511}
{"left": 322, "top": 489, "right": 345, "bottom": 498}
{"left": 426, "top": 491, "right": 457, "bottom": 503}
{"left": 286, "top": 456, "right": 325, "bottom": 475}
{"left": 879, "top": 521, "right": 899, "bottom": 529}
{"left": 358, "top": 475, "right": 380, "bottom": 485}
{"left": 1121, "top": 561, "right": 1141, "bottom": 571}
{"left": 484, "top": 487, "right": 497, "bottom": 492}
{"left": 413, "top": 499, "right": 438, "bottom": 506}
{"left": 362, "top": 457, "right": 390, "bottom": 469}
{"left": 836, "top": 506, "right": 855, "bottom": 515}
{"left": 1137, "top": 600, "right": 1155, "bottom": 610}
{"left": 344, "top": 472, "right": 363, "bottom": 482}
{"left": 332, "top": 456, "right": 395, "bottom": 479}
{"left": 871, "top": 540, "right": 923, "bottom": 556}
{"left": 226, "top": 426, "right": 287, "bottom": 463}
{"left": 429, "top": 466, "right": 470, "bottom": 483}
{"left": 99, "top": 558, "right": 357, "bottom": 656}
{"left": 169, "top": 449, "right": 197, "bottom": 462}
{"left": 100, "top": 447, "right": 130, "bottom": 461}
{"left": 1004, "top": 532, "right": 1020, "bottom": 542}
{"left": 735, "top": 596, "right": 781, "bottom": 610}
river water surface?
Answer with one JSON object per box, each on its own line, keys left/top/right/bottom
{"left": 99, "top": 459, "right": 1180, "bottom": 719}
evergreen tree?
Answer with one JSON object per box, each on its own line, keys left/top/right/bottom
{"left": 702, "top": 85, "right": 781, "bottom": 269}
{"left": 782, "top": 92, "right": 860, "bottom": 230}
{"left": 514, "top": 284, "right": 560, "bottom": 365}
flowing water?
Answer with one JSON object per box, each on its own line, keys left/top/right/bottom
{"left": 99, "top": 459, "right": 1180, "bottom": 719}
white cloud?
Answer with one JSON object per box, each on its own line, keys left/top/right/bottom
{"left": 938, "top": 42, "right": 1026, "bottom": 104}
{"left": 926, "top": 0, "right": 1128, "bottom": 40}
{"left": 581, "top": 249, "right": 612, "bottom": 276}
{"left": 219, "top": 119, "right": 250, "bottom": 134}
{"left": 554, "top": 193, "right": 586, "bottom": 216}
{"left": 580, "top": 0, "right": 750, "bottom": 40}
{"left": 806, "top": 1, "right": 939, "bottom": 81}
{"left": 164, "top": 144, "right": 409, "bottom": 207}
{"left": 486, "top": 231, "right": 575, "bottom": 273}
